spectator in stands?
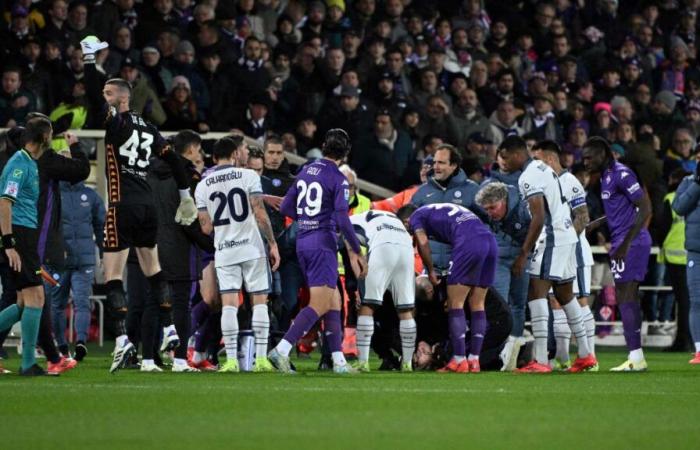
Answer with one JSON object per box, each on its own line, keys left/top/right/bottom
{"left": 316, "top": 84, "right": 373, "bottom": 147}
{"left": 65, "top": 1, "right": 95, "bottom": 48}
{"left": 664, "top": 128, "right": 698, "bottom": 179}
{"left": 103, "top": 25, "right": 140, "bottom": 77}
{"left": 0, "top": 67, "right": 36, "bottom": 127}
{"left": 51, "top": 179, "right": 105, "bottom": 360}
{"left": 416, "top": 95, "right": 461, "bottom": 149}
{"left": 170, "top": 40, "right": 209, "bottom": 113}
{"left": 521, "top": 93, "right": 562, "bottom": 143}
{"left": 453, "top": 88, "right": 490, "bottom": 142}
{"left": 353, "top": 108, "right": 413, "bottom": 191}
{"left": 236, "top": 91, "right": 274, "bottom": 143}
{"left": 119, "top": 58, "right": 166, "bottom": 126}
{"left": 163, "top": 75, "right": 208, "bottom": 132}
{"left": 488, "top": 100, "right": 523, "bottom": 147}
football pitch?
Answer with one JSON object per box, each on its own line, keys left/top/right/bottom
{"left": 1, "top": 348, "right": 699, "bottom": 450}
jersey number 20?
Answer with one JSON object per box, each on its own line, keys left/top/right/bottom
{"left": 119, "top": 130, "right": 153, "bottom": 168}
{"left": 210, "top": 188, "right": 249, "bottom": 226}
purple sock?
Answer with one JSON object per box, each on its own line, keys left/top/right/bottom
{"left": 619, "top": 302, "right": 642, "bottom": 351}
{"left": 469, "top": 310, "right": 487, "bottom": 357}
{"left": 195, "top": 314, "right": 217, "bottom": 352}
{"left": 190, "top": 302, "right": 211, "bottom": 334}
{"left": 448, "top": 309, "right": 467, "bottom": 357}
{"left": 282, "top": 307, "right": 320, "bottom": 345}
{"left": 322, "top": 310, "right": 343, "bottom": 353}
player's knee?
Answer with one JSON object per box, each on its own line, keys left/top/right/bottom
{"left": 147, "top": 272, "right": 172, "bottom": 310}
{"left": 106, "top": 280, "right": 128, "bottom": 318}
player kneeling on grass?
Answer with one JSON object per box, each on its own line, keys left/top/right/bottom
{"left": 398, "top": 203, "right": 497, "bottom": 373}
{"left": 195, "top": 137, "right": 280, "bottom": 373}
{"left": 350, "top": 210, "right": 416, "bottom": 372}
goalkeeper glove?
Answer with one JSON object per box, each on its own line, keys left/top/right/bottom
{"left": 80, "top": 35, "right": 109, "bottom": 64}
{"left": 175, "top": 197, "right": 198, "bottom": 226}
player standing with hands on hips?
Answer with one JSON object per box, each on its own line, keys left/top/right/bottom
{"left": 80, "top": 36, "right": 199, "bottom": 373}
{"left": 268, "top": 129, "right": 367, "bottom": 374}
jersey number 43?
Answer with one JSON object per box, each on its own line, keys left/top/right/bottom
{"left": 119, "top": 130, "right": 153, "bottom": 168}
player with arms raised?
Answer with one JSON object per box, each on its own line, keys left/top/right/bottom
{"left": 268, "top": 129, "right": 367, "bottom": 374}
{"left": 80, "top": 36, "right": 198, "bottom": 373}
{"left": 583, "top": 137, "right": 652, "bottom": 371}
{"left": 499, "top": 136, "right": 597, "bottom": 373}
{"left": 195, "top": 137, "right": 279, "bottom": 373}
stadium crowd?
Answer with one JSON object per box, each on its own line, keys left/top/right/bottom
{"left": 1, "top": 0, "right": 700, "bottom": 375}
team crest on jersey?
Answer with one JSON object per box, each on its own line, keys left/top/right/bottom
{"left": 454, "top": 191, "right": 462, "bottom": 198}
{"left": 4, "top": 181, "right": 18, "bottom": 196}
{"left": 605, "top": 176, "right": 611, "bottom": 183}
{"left": 621, "top": 171, "right": 629, "bottom": 179}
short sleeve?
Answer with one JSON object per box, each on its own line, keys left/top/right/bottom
{"left": 567, "top": 176, "right": 587, "bottom": 210}
{"left": 334, "top": 175, "right": 351, "bottom": 211}
{"left": 248, "top": 172, "right": 263, "bottom": 195}
{"left": 519, "top": 167, "right": 544, "bottom": 199}
{"left": 616, "top": 169, "right": 643, "bottom": 202}
{"left": 194, "top": 178, "right": 207, "bottom": 210}
{"left": 0, "top": 162, "right": 26, "bottom": 202}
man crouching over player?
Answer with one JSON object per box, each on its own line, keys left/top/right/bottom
{"left": 397, "top": 203, "right": 497, "bottom": 373}
{"left": 195, "top": 137, "right": 280, "bottom": 373}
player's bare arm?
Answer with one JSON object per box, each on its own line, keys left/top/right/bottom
{"left": 198, "top": 210, "right": 213, "bottom": 236}
{"left": 251, "top": 195, "right": 280, "bottom": 271}
{"left": 414, "top": 229, "right": 437, "bottom": 285}
{"left": 612, "top": 191, "right": 652, "bottom": 263}
{"left": 572, "top": 204, "right": 590, "bottom": 235}
{"left": 513, "top": 194, "right": 545, "bottom": 277}
{"left": 0, "top": 198, "right": 20, "bottom": 272}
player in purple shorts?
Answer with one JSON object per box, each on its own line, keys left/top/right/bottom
{"left": 583, "top": 137, "right": 652, "bottom": 371}
{"left": 397, "top": 203, "right": 497, "bottom": 373}
{"left": 268, "top": 129, "right": 367, "bottom": 374}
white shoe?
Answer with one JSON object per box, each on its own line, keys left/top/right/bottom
{"left": 110, "top": 339, "right": 136, "bottom": 374}
{"left": 500, "top": 336, "right": 524, "bottom": 372}
{"left": 140, "top": 361, "right": 164, "bottom": 373}
{"left": 333, "top": 363, "right": 359, "bottom": 374}
{"left": 160, "top": 325, "right": 180, "bottom": 353}
{"left": 172, "top": 362, "right": 200, "bottom": 373}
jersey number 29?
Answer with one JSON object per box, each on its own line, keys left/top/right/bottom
{"left": 119, "top": 130, "right": 153, "bottom": 168}
{"left": 296, "top": 180, "right": 323, "bottom": 217}
{"left": 210, "top": 188, "right": 249, "bottom": 226}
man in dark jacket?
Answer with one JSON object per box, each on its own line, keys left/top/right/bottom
{"left": 50, "top": 181, "right": 105, "bottom": 360}
{"left": 147, "top": 130, "right": 213, "bottom": 372}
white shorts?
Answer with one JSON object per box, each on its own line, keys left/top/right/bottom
{"left": 528, "top": 242, "right": 577, "bottom": 283}
{"left": 573, "top": 265, "right": 592, "bottom": 297}
{"left": 362, "top": 244, "right": 415, "bottom": 310}
{"left": 216, "top": 257, "right": 271, "bottom": 294}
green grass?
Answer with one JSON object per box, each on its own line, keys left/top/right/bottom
{"left": 1, "top": 347, "right": 699, "bottom": 450}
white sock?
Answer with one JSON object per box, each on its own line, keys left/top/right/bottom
{"left": 695, "top": 342, "right": 700, "bottom": 353}
{"left": 552, "top": 308, "right": 571, "bottom": 362}
{"left": 399, "top": 318, "right": 417, "bottom": 364}
{"left": 276, "top": 339, "right": 293, "bottom": 357}
{"left": 529, "top": 299, "right": 549, "bottom": 364}
{"left": 332, "top": 351, "right": 347, "bottom": 367}
{"left": 629, "top": 348, "right": 645, "bottom": 363}
{"left": 252, "top": 304, "right": 270, "bottom": 359}
{"left": 581, "top": 305, "right": 596, "bottom": 355}
{"left": 116, "top": 334, "right": 128, "bottom": 347}
{"left": 142, "top": 358, "right": 154, "bottom": 366}
{"left": 221, "top": 305, "right": 239, "bottom": 359}
{"left": 563, "top": 299, "right": 591, "bottom": 357}
{"left": 356, "top": 315, "right": 374, "bottom": 363}
{"left": 173, "top": 358, "right": 187, "bottom": 366}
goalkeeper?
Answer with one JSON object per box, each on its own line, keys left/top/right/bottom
{"left": 80, "top": 36, "right": 198, "bottom": 372}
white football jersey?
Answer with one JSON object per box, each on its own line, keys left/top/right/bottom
{"left": 559, "top": 171, "right": 594, "bottom": 266}
{"left": 195, "top": 165, "right": 266, "bottom": 267}
{"left": 350, "top": 210, "right": 413, "bottom": 250}
{"left": 518, "top": 159, "right": 578, "bottom": 247}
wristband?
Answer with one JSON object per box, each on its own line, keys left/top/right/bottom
{"left": 2, "top": 234, "right": 15, "bottom": 249}
{"left": 179, "top": 189, "right": 191, "bottom": 200}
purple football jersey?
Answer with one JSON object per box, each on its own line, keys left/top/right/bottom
{"left": 280, "top": 159, "right": 351, "bottom": 251}
{"left": 601, "top": 162, "right": 650, "bottom": 248}
{"left": 408, "top": 203, "right": 490, "bottom": 244}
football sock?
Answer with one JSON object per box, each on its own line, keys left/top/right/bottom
{"left": 192, "top": 351, "right": 206, "bottom": 364}
{"left": 695, "top": 342, "right": 700, "bottom": 352}
{"left": 619, "top": 302, "right": 642, "bottom": 353}
{"left": 399, "top": 318, "right": 417, "bottom": 364}
{"left": 190, "top": 301, "right": 210, "bottom": 335}
{"left": 0, "top": 304, "right": 21, "bottom": 332}
{"left": 529, "top": 298, "right": 549, "bottom": 364}
{"left": 629, "top": 348, "right": 645, "bottom": 363}
{"left": 581, "top": 305, "right": 596, "bottom": 355}
{"left": 20, "top": 306, "right": 42, "bottom": 371}
{"left": 356, "top": 315, "right": 374, "bottom": 363}
{"left": 468, "top": 310, "right": 486, "bottom": 360}
{"left": 252, "top": 304, "right": 270, "bottom": 358}
{"left": 552, "top": 308, "right": 571, "bottom": 362}
{"left": 279, "top": 307, "right": 319, "bottom": 356}
{"left": 323, "top": 310, "right": 342, "bottom": 353}
{"left": 563, "top": 299, "right": 591, "bottom": 358}
{"left": 276, "top": 339, "right": 293, "bottom": 356}
{"left": 221, "top": 305, "right": 239, "bottom": 360}
{"left": 448, "top": 309, "right": 467, "bottom": 359}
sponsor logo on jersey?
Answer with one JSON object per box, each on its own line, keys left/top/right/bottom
{"left": 4, "top": 181, "right": 18, "bottom": 197}
{"left": 12, "top": 169, "right": 23, "bottom": 178}
{"left": 218, "top": 238, "right": 251, "bottom": 251}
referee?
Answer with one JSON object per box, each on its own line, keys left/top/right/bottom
{"left": 0, "top": 118, "right": 53, "bottom": 375}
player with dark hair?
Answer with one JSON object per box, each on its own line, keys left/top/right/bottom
{"left": 499, "top": 135, "right": 597, "bottom": 373}
{"left": 0, "top": 118, "right": 53, "bottom": 375}
{"left": 583, "top": 137, "right": 652, "bottom": 371}
{"left": 397, "top": 202, "right": 497, "bottom": 373}
{"left": 268, "top": 129, "right": 367, "bottom": 374}
{"left": 81, "top": 36, "right": 198, "bottom": 373}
